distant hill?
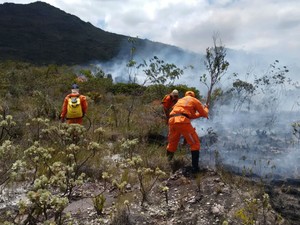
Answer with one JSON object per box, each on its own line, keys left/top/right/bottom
{"left": 0, "top": 1, "right": 196, "bottom": 65}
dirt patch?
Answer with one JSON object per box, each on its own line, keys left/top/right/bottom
{"left": 62, "top": 168, "right": 292, "bottom": 225}
{"left": 1, "top": 167, "right": 296, "bottom": 225}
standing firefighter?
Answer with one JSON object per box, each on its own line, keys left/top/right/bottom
{"left": 60, "top": 84, "right": 88, "bottom": 125}
{"left": 166, "top": 91, "right": 209, "bottom": 173}
{"left": 161, "top": 89, "right": 179, "bottom": 123}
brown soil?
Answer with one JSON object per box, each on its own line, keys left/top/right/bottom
{"left": 62, "top": 167, "right": 295, "bottom": 225}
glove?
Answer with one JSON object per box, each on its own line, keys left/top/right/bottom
{"left": 60, "top": 117, "right": 66, "bottom": 123}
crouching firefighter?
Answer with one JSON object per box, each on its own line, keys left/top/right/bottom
{"left": 166, "top": 91, "right": 209, "bottom": 173}
{"left": 60, "top": 84, "right": 88, "bottom": 125}
{"left": 161, "top": 89, "right": 179, "bottom": 124}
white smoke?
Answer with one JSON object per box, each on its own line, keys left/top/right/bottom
{"left": 92, "top": 42, "right": 300, "bottom": 180}
{"left": 196, "top": 80, "right": 300, "bottom": 180}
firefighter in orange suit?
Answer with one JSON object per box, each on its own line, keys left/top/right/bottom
{"left": 60, "top": 84, "right": 88, "bottom": 125}
{"left": 161, "top": 89, "right": 179, "bottom": 122}
{"left": 167, "top": 90, "right": 209, "bottom": 173}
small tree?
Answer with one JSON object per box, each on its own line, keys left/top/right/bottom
{"left": 123, "top": 37, "right": 185, "bottom": 128}
{"left": 140, "top": 56, "right": 184, "bottom": 97}
{"left": 200, "top": 35, "right": 229, "bottom": 109}
{"left": 229, "top": 79, "right": 256, "bottom": 112}
{"left": 253, "top": 60, "right": 290, "bottom": 131}
{"left": 127, "top": 156, "right": 166, "bottom": 206}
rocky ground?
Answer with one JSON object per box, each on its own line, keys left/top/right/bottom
{"left": 62, "top": 167, "right": 298, "bottom": 225}
{"left": 267, "top": 179, "right": 300, "bottom": 225}
{"left": 1, "top": 164, "right": 299, "bottom": 225}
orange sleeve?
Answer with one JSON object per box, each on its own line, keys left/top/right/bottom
{"left": 162, "top": 95, "right": 174, "bottom": 118}
{"left": 60, "top": 96, "right": 69, "bottom": 118}
{"left": 192, "top": 98, "right": 209, "bottom": 119}
{"left": 162, "top": 95, "right": 172, "bottom": 110}
{"left": 80, "top": 95, "right": 88, "bottom": 114}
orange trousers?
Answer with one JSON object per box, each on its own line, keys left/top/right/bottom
{"left": 167, "top": 123, "right": 200, "bottom": 152}
{"left": 66, "top": 118, "right": 83, "bottom": 125}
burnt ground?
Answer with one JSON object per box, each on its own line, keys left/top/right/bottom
{"left": 64, "top": 166, "right": 298, "bottom": 225}
{"left": 1, "top": 165, "right": 299, "bottom": 225}
{"left": 266, "top": 179, "right": 300, "bottom": 225}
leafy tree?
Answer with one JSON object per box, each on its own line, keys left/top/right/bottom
{"left": 200, "top": 35, "right": 229, "bottom": 108}
{"left": 229, "top": 79, "right": 256, "bottom": 112}
{"left": 126, "top": 37, "right": 138, "bottom": 83}
{"left": 139, "top": 55, "right": 187, "bottom": 100}
{"left": 120, "top": 37, "right": 186, "bottom": 128}
{"left": 141, "top": 56, "right": 184, "bottom": 85}
{"left": 253, "top": 60, "right": 290, "bottom": 130}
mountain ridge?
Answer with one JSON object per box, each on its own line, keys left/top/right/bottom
{"left": 0, "top": 1, "right": 192, "bottom": 65}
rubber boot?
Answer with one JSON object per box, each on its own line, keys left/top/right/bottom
{"left": 166, "top": 151, "right": 174, "bottom": 161}
{"left": 191, "top": 150, "right": 200, "bottom": 173}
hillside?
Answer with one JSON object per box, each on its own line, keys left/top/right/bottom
{"left": 0, "top": 61, "right": 299, "bottom": 225}
{"left": 0, "top": 1, "right": 192, "bottom": 65}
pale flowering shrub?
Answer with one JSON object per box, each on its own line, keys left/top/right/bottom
{"left": 138, "top": 167, "right": 153, "bottom": 175}
{"left": 94, "top": 126, "right": 105, "bottom": 142}
{"left": 120, "top": 138, "right": 139, "bottom": 159}
{"left": 102, "top": 171, "right": 112, "bottom": 189}
{"left": 102, "top": 171, "right": 111, "bottom": 180}
{"left": 88, "top": 141, "right": 101, "bottom": 152}
{"left": 0, "top": 115, "right": 16, "bottom": 127}
{"left": 25, "top": 117, "right": 50, "bottom": 142}
{"left": 66, "top": 143, "right": 80, "bottom": 156}
{"left": 22, "top": 141, "right": 55, "bottom": 182}
{"left": 64, "top": 124, "right": 87, "bottom": 145}
{"left": 234, "top": 195, "right": 273, "bottom": 225}
{"left": 38, "top": 123, "right": 88, "bottom": 147}
{"left": 112, "top": 179, "right": 128, "bottom": 195}
{"left": 160, "top": 185, "right": 169, "bottom": 205}
{"left": 124, "top": 199, "right": 131, "bottom": 213}
{"left": 0, "top": 114, "right": 17, "bottom": 143}
{"left": 25, "top": 187, "right": 69, "bottom": 224}
{"left": 18, "top": 199, "right": 29, "bottom": 215}
{"left": 7, "top": 161, "right": 80, "bottom": 224}
{"left": 92, "top": 193, "right": 106, "bottom": 215}
{"left": 90, "top": 171, "right": 112, "bottom": 215}
{"left": 49, "top": 160, "right": 86, "bottom": 197}
{"left": 6, "top": 172, "right": 72, "bottom": 225}
{"left": 64, "top": 142, "right": 101, "bottom": 180}
{"left": 155, "top": 167, "right": 166, "bottom": 176}
{"left": 3, "top": 120, "right": 103, "bottom": 224}
{"left": 94, "top": 127, "right": 105, "bottom": 135}
{"left": 127, "top": 155, "right": 143, "bottom": 168}
{"left": 0, "top": 140, "right": 21, "bottom": 183}
{"left": 32, "top": 174, "right": 49, "bottom": 189}
{"left": 9, "top": 159, "right": 27, "bottom": 182}
{"left": 126, "top": 155, "right": 167, "bottom": 206}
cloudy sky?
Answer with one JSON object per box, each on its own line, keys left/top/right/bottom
{"left": 1, "top": 0, "right": 300, "bottom": 84}
{"left": 1, "top": 0, "right": 300, "bottom": 60}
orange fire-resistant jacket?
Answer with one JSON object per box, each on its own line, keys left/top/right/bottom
{"left": 167, "top": 95, "right": 208, "bottom": 152}
{"left": 60, "top": 93, "right": 88, "bottom": 125}
{"left": 161, "top": 94, "right": 178, "bottom": 118}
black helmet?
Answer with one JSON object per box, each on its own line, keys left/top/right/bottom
{"left": 71, "top": 84, "right": 79, "bottom": 89}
